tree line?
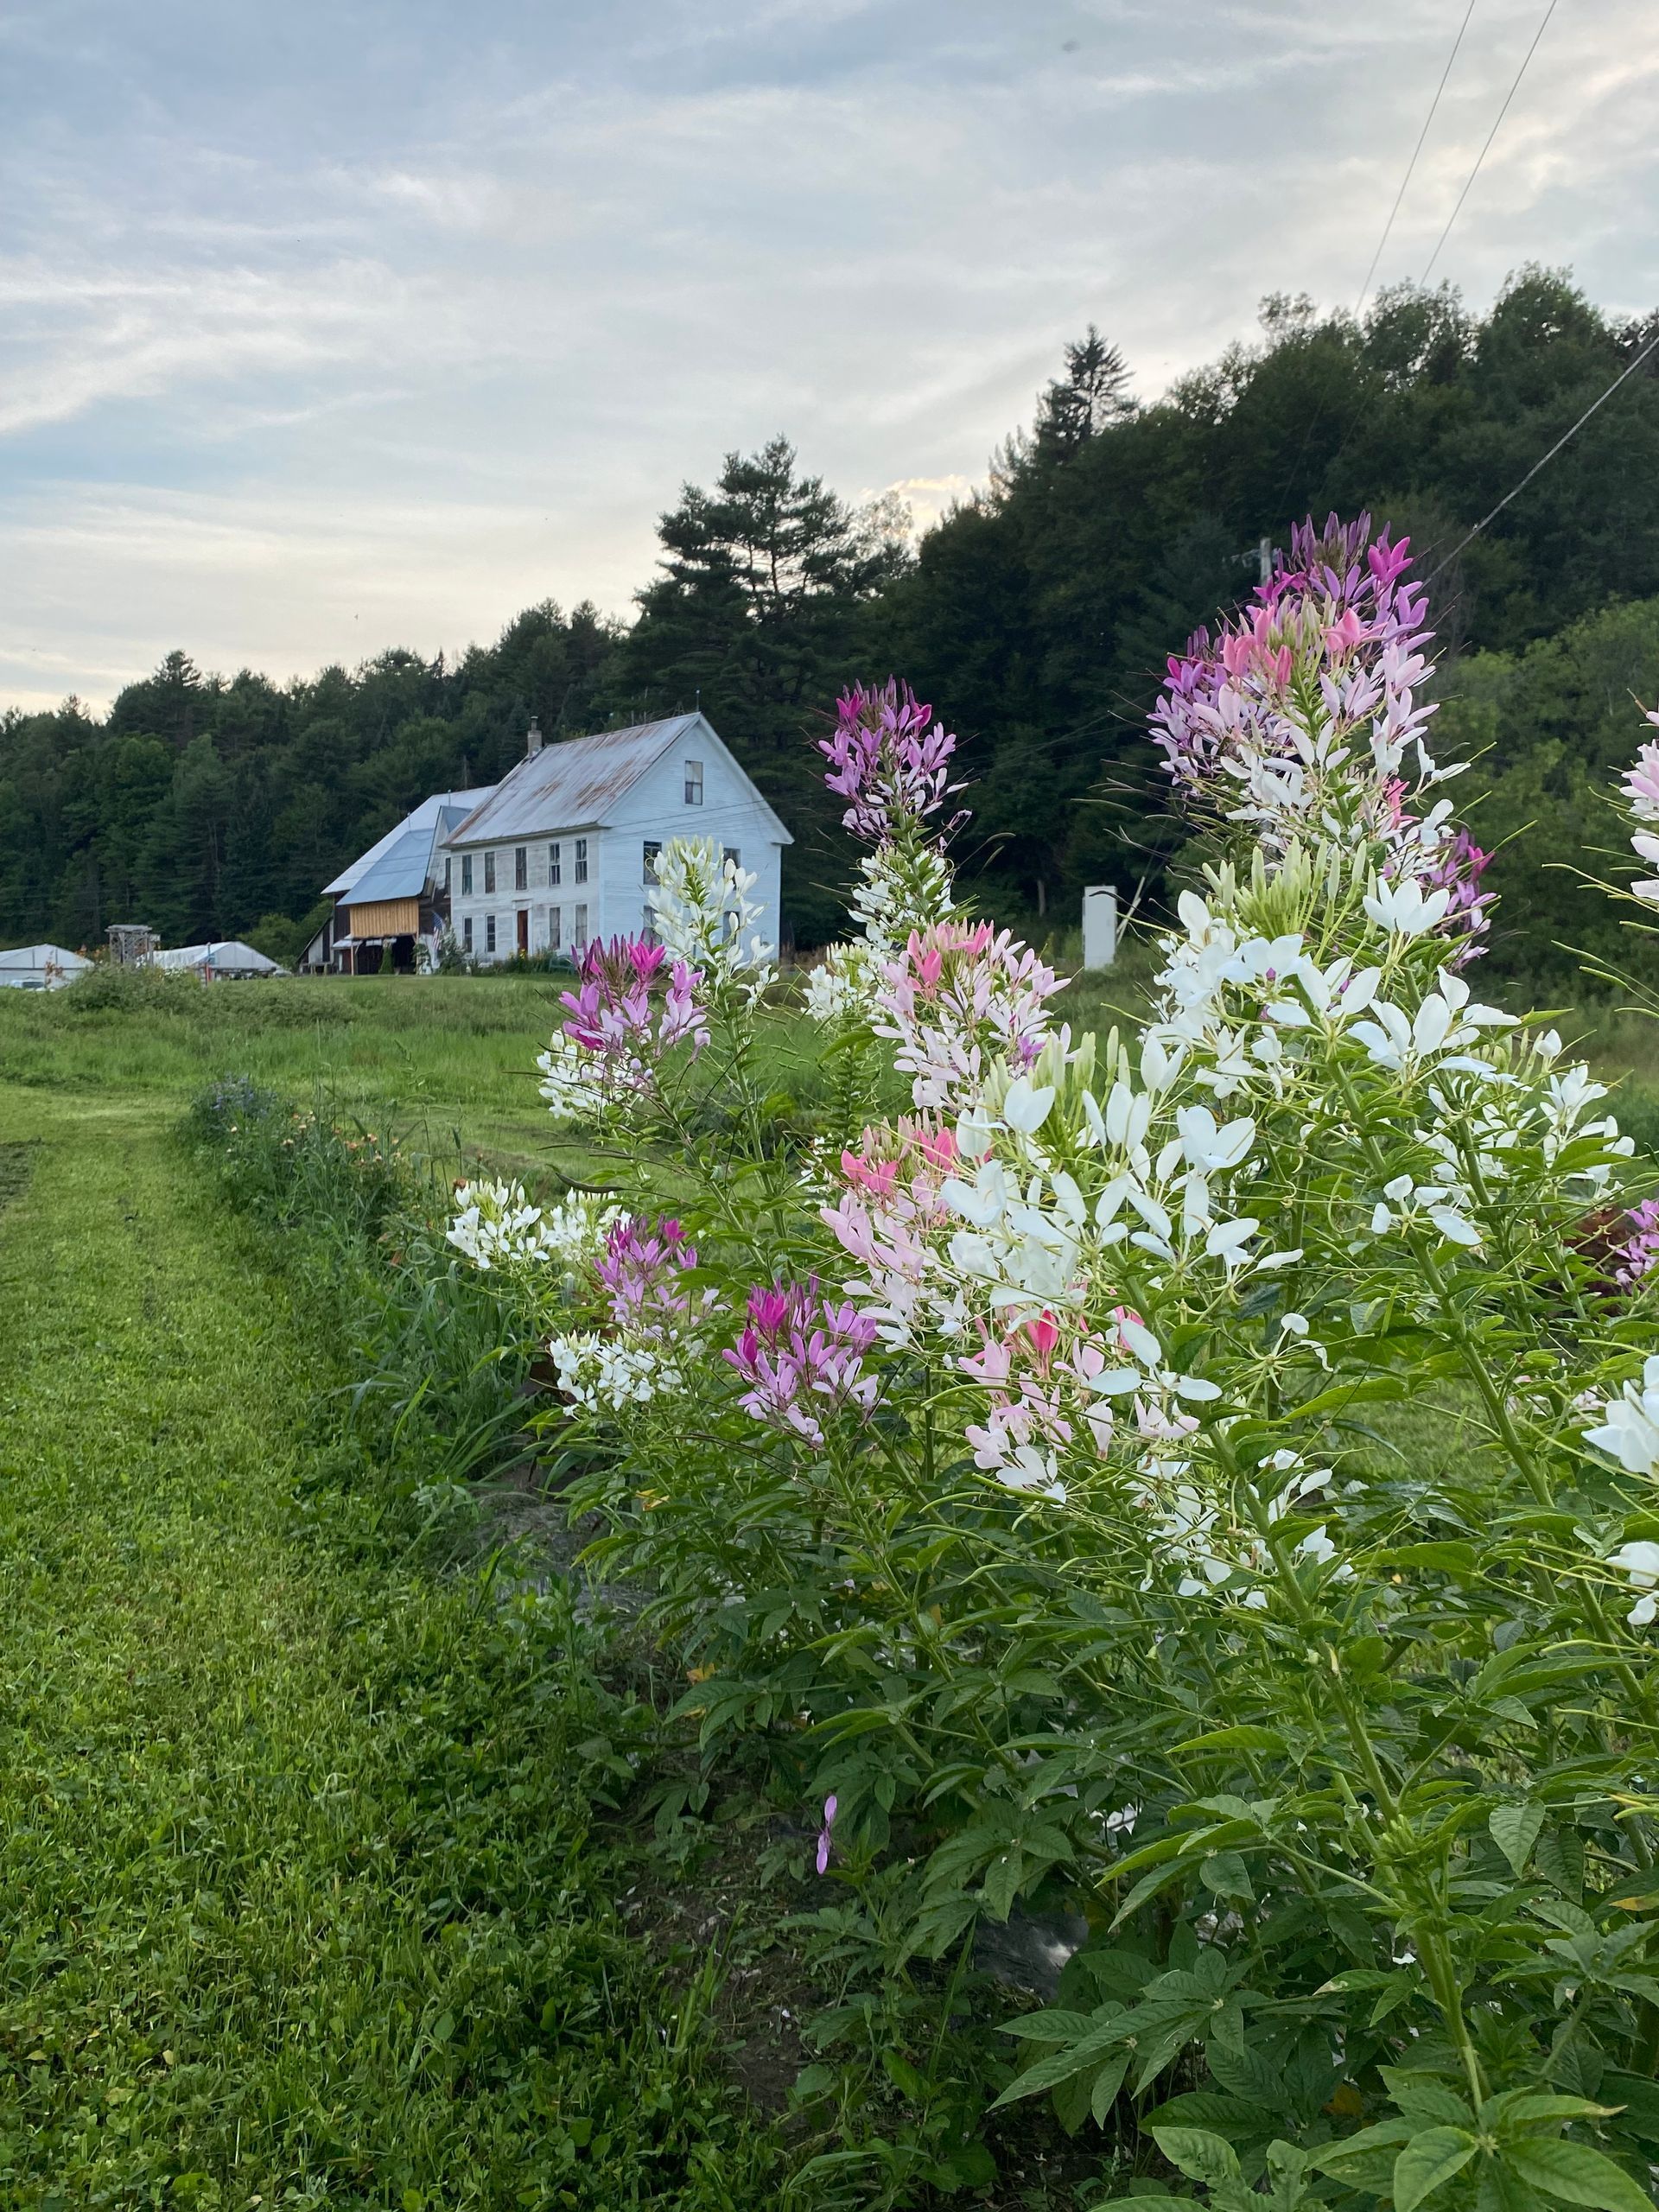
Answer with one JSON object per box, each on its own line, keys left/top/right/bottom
{"left": 3, "top": 266, "right": 1658, "bottom": 976}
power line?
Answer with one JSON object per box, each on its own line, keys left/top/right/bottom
{"left": 1355, "top": 0, "right": 1478, "bottom": 316}
{"left": 1421, "top": 0, "right": 1559, "bottom": 283}
{"left": 1423, "top": 324, "right": 1659, "bottom": 584}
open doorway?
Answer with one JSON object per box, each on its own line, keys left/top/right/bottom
{"left": 516, "top": 909, "right": 529, "bottom": 954}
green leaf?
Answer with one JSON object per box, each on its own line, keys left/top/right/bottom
{"left": 1150, "top": 2125, "right": 1242, "bottom": 2189}
{"left": 1599, "top": 2072, "right": 1659, "bottom": 2144}
{"left": 1173, "top": 1724, "right": 1289, "bottom": 1758}
{"left": 1199, "top": 1849, "right": 1255, "bottom": 1902}
{"left": 1503, "top": 2136, "right": 1656, "bottom": 2210}
{"left": 1382, "top": 1541, "right": 1478, "bottom": 1575}
{"left": 1109, "top": 1856, "right": 1190, "bottom": 1932}
{"left": 1489, "top": 1801, "right": 1547, "bottom": 1878}
{"left": 1489, "top": 2094, "right": 1620, "bottom": 2134}
{"left": 1001, "top": 2006, "right": 1104, "bottom": 2043}
{"left": 1393, "top": 2127, "right": 1479, "bottom": 2212}
{"left": 988, "top": 2023, "right": 1127, "bottom": 2107}
{"left": 1090, "top": 2050, "right": 1130, "bottom": 2126}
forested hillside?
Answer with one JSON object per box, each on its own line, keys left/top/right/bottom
{"left": 4, "top": 267, "right": 1657, "bottom": 970}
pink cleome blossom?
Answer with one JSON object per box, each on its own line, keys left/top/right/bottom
{"left": 822, "top": 1117, "right": 963, "bottom": 1344}
{"left": 818, "top": 679, "right": 965, "bottom": 845}
{"left": 721, "top": 1278, "right": 880, "bottom": 1446}
{"left": 875, "top": 920, "right": 1065, "bottom": 1111}
{"left": 1151, "top": 511, "right": 1432, "bottom": 806}
{"left": 559, "top": 937, "right": 709, "bottom": 1091}
{"left": 1616, "top": 1198, "right": 1659, "bottom": 1291}
{"left": 596, "top": 1214, "right": 701, "bottom": 1338}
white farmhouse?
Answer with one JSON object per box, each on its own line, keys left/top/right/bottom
{"left": 442, "top": 713, "right": 791, "bottom": 963}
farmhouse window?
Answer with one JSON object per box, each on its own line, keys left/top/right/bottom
{"left": 462, "top": 915, "right": 474, "bottom": 950}
{"left": 549, "top": 842, "right": 561, "bottom": 886}
{"left": 573, "top": 903, "right": 588, "bottom": 950}
{"left": 684, "top": 759, "right": 703, "bottom": 805}
{"left": 486, "top": 914, "right": 496, "bottom": 954}
{"left": 574, "top": 837, "right": 588, "bottom": 885}
{"left": 443, "top": 855, "right": 451, "bottom": 893}
{"left": 723, "top": 846, "right": 741, "bottom": 870}
{"left": 514, "top": 846, "right": 527, "bottom": 891}
{"left": 643, "top": 840, "right": 661, "bottom": 886}
{"left": 461, "top": 855, "right": 474, "bottom": 896}
{"left": 484, "top": 851, "right": 496, "bottom": 894}
{"left": 549, "top": 906, "right": 561, "bottom": 952}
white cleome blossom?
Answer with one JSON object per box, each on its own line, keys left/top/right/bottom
{"left": 648, "top": 836, "right": 775, "bottom": 996}
{"left": 448, "top": 1179, "right": 565, "bottom": 1271}
{"left": 804, "top": 940, "right": 880, "bottom": 1026}
{"left": 1583, "top": 1356, "right": 1659, "bottom": 1477}
{"left": 537, "top": 1033, "right": 613, "bottom": 1126}
{"left": 547, "top": 1332, "right": 684, "bottom": 1411}
{"left": 1609, "top": 1540, "right": 1659, "bottom": 1628}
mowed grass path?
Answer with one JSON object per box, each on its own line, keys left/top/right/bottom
{"left": 0, "top": 1089, "right": 778, "bottom": 2209}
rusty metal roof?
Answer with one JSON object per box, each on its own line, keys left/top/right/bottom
{"left": 442, "top": 715, "right": 702, "bottom": 847}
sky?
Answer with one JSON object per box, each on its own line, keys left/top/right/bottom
{"left": 2, "top": 0, "right": 1656, "bottom": 715}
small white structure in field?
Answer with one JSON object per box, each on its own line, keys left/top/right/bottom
{"left": 442, "top": 712, "right": 791, "bottom": 963}
{"left": 150, "top": 940, "right": 286, "bottom": 980}
{"left": 1082, "top": 886, "right": 1117, "bottom": 971}
{"left": 0, "top": 943, "right": 92, "bottom": 990}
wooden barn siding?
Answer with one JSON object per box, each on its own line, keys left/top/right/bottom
{"left": 345, "top": 898, "right": 421, "bottom": 938}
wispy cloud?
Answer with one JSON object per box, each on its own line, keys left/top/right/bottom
{"left": 1, "top": 0, "right": 1656, "bottom": 709}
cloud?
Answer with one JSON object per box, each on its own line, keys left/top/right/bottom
{"left": 1, "top": 0, "right": 1656, "bottom": 709}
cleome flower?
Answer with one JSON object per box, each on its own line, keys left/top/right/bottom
{"left": 721, "top": 1280, "right": 880, "bottom": 1447}
{"left": 447, "top": 1178, "right": 572, "bottom": 1272}
{"left": 537, "top": 936, "right": 709, "bottom": 1123}
{"left": 648, "top": 835, "right": 775, "bottom": 999}
{"left": 1581, "top": 1355, "right": 1659, "bottom": 1477}
{"left": 818, "top": 679, "right": 964, "bottom": 847}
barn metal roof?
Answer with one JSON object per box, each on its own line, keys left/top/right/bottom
{"left": 444, "top": 714, "right": 730, "bottom": 846}
{"left": 325, "top": 788, "right": 497, "bottom": 899}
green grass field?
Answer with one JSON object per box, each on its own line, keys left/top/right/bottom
{"left": 0, "top": 1085, "right": 791, "bottom": 2207}
{"left": 4, "top": 956, "right": 1659, "bottom": 2206}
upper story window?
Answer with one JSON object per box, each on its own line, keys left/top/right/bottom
{"left": 461, "top": 854, "right": 474, "bottom": 897}
{"left": 483, "top": 850, "right": 496, "bottom": 894}
{"left": 514, "top": 846, "right": 528, "bottom": 891}
{"left": 723, "top": 846, "right": 741, "bottom": 871}
{"left": 643, "top": 840, "right": 661, "bottom": 887}
{"left": 574, "top": 836, "right": 589, "bottom": 885}
{"left": 549, "top": 841, "right": 561, "bottom": 886}
{"left": 684, "top": 759, "right": 703, "bottom": 805}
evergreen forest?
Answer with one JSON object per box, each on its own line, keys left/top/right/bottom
{"left": 4, "top": 266, "right": 1659, "bottom": 980}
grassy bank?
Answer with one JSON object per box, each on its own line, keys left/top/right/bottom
{"left": 0, "top": 1086, "right": 784, "bottom": 2208}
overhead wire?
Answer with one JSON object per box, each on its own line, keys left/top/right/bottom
{"left": 1421, "top": 323, "right": 1659, "bottom": 584}
{"left": 1421, "top": 0, "right": 1560, "bottom": 283}
{"left": 1355, "top": 0, "right": 1478, "bottom": 316}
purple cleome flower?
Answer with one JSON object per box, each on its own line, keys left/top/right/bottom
{"left": 818, "top": 679, "right": 966, "bottom": 846}
{"left": 721, "top": 1279, "right": 880, "bottom": 1447}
